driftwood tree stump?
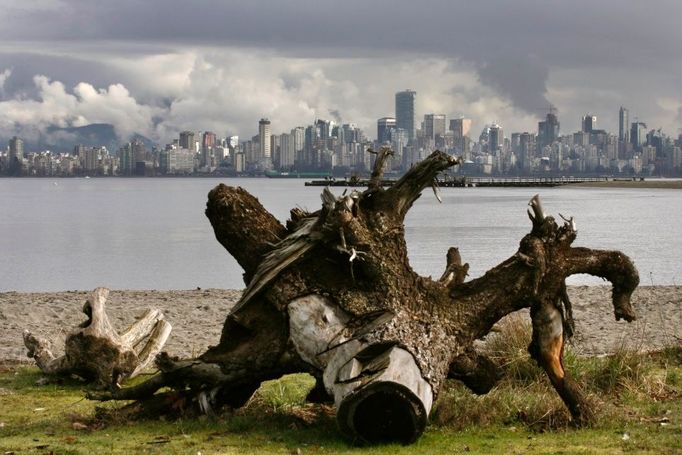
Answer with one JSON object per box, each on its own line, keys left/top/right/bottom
{"left": 91, "top": 150, "right": 639, "bottom": 444}
{"left": 24, "top": 287, "right": 172, "bottom": 388}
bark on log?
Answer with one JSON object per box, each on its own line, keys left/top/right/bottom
{"left": 24, "top": 287, "right": 172, "bottom": 388}
{"left": 91, "top": 150, "right": 639, "bottom": 444}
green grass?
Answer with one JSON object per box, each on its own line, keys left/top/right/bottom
{"left": 1, "top": 325, "right": 681, "bottom": 454}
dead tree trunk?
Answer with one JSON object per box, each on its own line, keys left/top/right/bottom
{"left": 90, "top": 149, "right": 639, "bottom": 444}
{"left": 24, "top": 287, "right": 172, "bottom": 388}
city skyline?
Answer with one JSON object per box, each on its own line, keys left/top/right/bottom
{"left": 4, "top": 92, "right": 681, "bottom": 178}
{"left": 1, "top": 1, "right": 682, "bottom": 145}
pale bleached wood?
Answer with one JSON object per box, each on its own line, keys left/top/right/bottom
{"left": 24, "top": 287, "right": 172, "bottom": 388}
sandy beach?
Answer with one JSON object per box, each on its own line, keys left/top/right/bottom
{"left": 1, "top": 286, "right": 680, "bottom": 364}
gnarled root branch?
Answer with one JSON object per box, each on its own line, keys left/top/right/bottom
{"left": 24, "top": 287, "right": 171, "bottom": 388}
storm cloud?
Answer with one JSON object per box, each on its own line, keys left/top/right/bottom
{"left": 1, "top": 0, "right": 681, "bottom": 144}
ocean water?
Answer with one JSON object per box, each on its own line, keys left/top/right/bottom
{"left": 1, "top": 178, "right": 680, "bottom": 292}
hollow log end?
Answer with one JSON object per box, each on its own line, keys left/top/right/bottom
{"left": 336, "top": 382, "right": 428, "bottom": 445}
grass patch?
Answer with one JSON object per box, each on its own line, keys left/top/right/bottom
{"left": 1, "top": 323, "right": 681, "bottom": 454}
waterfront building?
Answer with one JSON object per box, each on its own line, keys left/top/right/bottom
{"left": 179, "top": 131, "right": 195, "bottom": 152}
{"left": 258, "top": 118, "right": 271, "bottom": 161}
{"left": 395, "top": 90, "right": 417, "bottom": 143}
{"left": 488, "top": 123, "right": 503, "bottom": 152}
{"left": 8, "top": 136, "right": 24, "bottom": 175}
{"left": 581, "top": 114, "right": 596, "bottom": 133}
{"left": 538, "top": 110, "right": 560, "bottom": 151}
{"left": 279, "top": 133, "right": 294, "bottom": 168}
{"left": 423, "top": 114, "right": 446, "bottom": 142}
{"left": 201, "top": 131, "right": 217, "bottom": 168}
{"left": 83, "top": 147, "right": 100, "bottom": 173}
{"left": 449, "top": 118, "right": 472, "bottom": 139}
{"left": 519, "top": 132, "right": 536, "bottom": 173}
{"left": 630, "top": 122, "right": 647, "bottom": 148}
{"left": 619, "top": 107, "right": 629, "bottom": 143}
{"left": 377, "top": 117, "right": 396, "bottom": 144}
{"left": 291, "top": 126, "right": 305, "bottom": 165}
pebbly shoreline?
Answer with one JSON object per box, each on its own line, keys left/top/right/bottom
{"left": 1, "top": 286, "right": 680, "bottom": 364}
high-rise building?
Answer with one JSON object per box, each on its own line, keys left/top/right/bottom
{"left": 201, "top": 131, "right": 216, "bottom": 167}
{"left": 270, "top": 134, "right": 281, "bottom": 166}
{"left": 630, "top": 121, "right": 647, "bottom": 147}
{"left": 538, "top": 110, "right": 560, "bottom": 151}
{"left": 581, "top": 114, "right": 596, "bottom": 133}
{"left": 449, "top": 118, "right": 472, "bottom": 138}
{"left": 179, "top": 131, "right": 195, "bottom": 151}
{"left": 423, "top": 114, "right": 446, "bottom": 141}
{"left": 291, "top": 126, "right": 305, "bottom": 164}
{"left": 131, "top": 138, "right": 146, "bottom": 163}
{"left": 8, "top": 136, "right": 24, "bottom": 175}
{"left": 395, "top": 90, "right": 417, "bottom": 143}
{"left": 488, "top": 123, "right": 503, "bottom": 152}
{"left": 618, "top": 107, "right": 629, "bottom": 143}
{"left": 9, "top": 136, "right": 24, "bottom": 161}
{"left": 258, "top": 118, "right": 271, "bottom": 160}
{"left": 83, "top": 147, "right": 99, "bottom": 172}
{"left": 391, "top": 128, "right": 408, "bottom": 166}
{"left": 119, "top": 142, "right": 134, "bottom": 175}
{"left": 279, "top": 133, "right": 294, "bottom": 168}
{"left": 377, "top": 117, "right": 396, "bottom": 144}
{"left": 511, "top": 133, "right": 521, "bottom": 154}
{"left": 519, "top": 132, "right": 536, "bottom": 172}
{"left": 342, "top": 123, "right": 360, "bottom": 144}
{"left": 73, "top": 144, "right": 85, "bottom": 157}
{"left": 315, "top": 119, "right": 331, "bottom": 142}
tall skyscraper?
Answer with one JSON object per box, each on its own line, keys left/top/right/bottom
{"left": 449, "top": 118, "right": 472, "bottom": 138}
{"left": 279, "top": 133, "right": 294, "bottom": 168}
{"left": 179, "top": 131, "right": 195, "bottom": 151}
{"left": 258, "top": 118, "right": 271, "bottom": 160}
{"left": 423, "top": 114, "right": 446, "bottom": 141}
{"left": 519, "top": 132, "right": 536, "bottom": 172}
{"left": 315, "top": 119, "right": 331, "bottom": 141}
{"left": 488, "top": 123, "right": 503, "bottom": 152}
{"left": 538, "top": 110, "right": 560, "bottom": 151}
{"left": 9, "top": 136, "right": 24, "bottom": 161}
{"left": 395, "top": 90, "right": 416, "bottom": 143}
{"left": 8, "top": 136, "right": 24, "bottom": 175}
{"left": 618, "top": 107, "right": 629, "bottom": 143}
{"left": 630, "top": 121, "right": 647, "bottom": 147}
{"left": 377, "top": 117, "right": 396, "bottom": 144}
{"left": 202, "top": 131, "right": 216, "bottom": 167}
{"left": 342, "top": 123, "right": 360, "bottom": 144}
{"left": 581, "top": 114, "right": 596, "bottom": 133}
{"left": 131, "top": 138, "right": 146, "bottom": 163}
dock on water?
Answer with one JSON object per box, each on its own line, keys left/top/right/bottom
{"left": 304, "top": 176, "right": 617, "bottom": 188}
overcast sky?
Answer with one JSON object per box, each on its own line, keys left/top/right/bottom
{"left": 1, "top": 0, "right": 681, "bottom": 144}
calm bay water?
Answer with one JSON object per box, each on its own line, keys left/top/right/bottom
{"left": 1, "top": 178, "right": 680, "bottom": 292}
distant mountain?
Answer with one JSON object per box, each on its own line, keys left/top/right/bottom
{"left": 3, "top": 123, "right": 155, "bottom": 153}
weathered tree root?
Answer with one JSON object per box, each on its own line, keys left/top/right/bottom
{"left": 24, "top": 287, "right": 172, "bottom": 388}
{"left": 89, "top": 150, "right": 639, "bottom": 443}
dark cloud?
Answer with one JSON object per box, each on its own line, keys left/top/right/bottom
{"left": 5, "top": 1, "right": 681, "bottom": 116}
{"left": 1, "top": 0, "right": 681, "bottom": 139}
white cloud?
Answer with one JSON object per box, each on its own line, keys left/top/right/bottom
{"left": 3, "top": 44, "right": 679, "bottom": 148}
{"left": 138, "top": 49, "right": 537, "bottom": 142}
{"left": 0, "top": 48, "right": 564, "bottom": 145}
{"left": 0, "top": 68, "right": 11, "bottom": 95}
{"left": 0, "top": 75, "right": 161, "bottom": 140}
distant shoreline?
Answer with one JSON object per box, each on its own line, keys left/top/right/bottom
{"left": 572, "top": 179, "right": 682, "bottom": 189}
{"left": 2, "top": 175, "right": 682, "bottom": 189}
